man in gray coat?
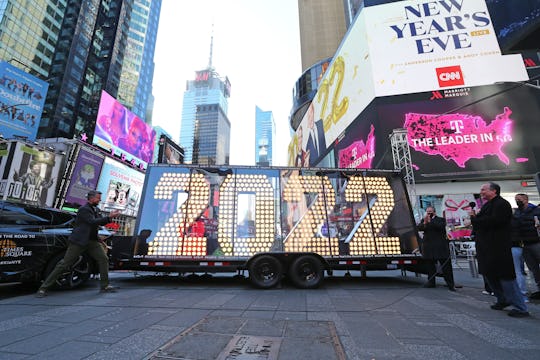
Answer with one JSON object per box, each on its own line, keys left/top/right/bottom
{"left": 36, "top": 190, "right": 120, "bottom": 297}
{"left": 470, "top": 182, "right": 529, "bottom": 317}
{"left": 418, "top": 206, "right": 455, "bottom": 291}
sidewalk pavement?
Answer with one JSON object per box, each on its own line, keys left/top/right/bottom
{"left": 0, "top": 262, "right": 538, "bottom": 360}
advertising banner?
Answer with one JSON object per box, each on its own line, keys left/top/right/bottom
{"left": 95, "top": 157, "right": 145, "bottom": 217}
{"left": 64, "top": 146, "right": 105, "bottom": 207}
{"left": 157, "top": 134, "right": 183, "bottom": 164}
{"left": 93, "top": 91, "right": 156, "bottom": 169}
{"left": 0, "top": 61, "right": 49, "bottom": 140}
{"left": 0, "top": 141, "right": 62, "bottom": 206}
{"left": 289, "top": 0, "right": 529, "bottom": 166}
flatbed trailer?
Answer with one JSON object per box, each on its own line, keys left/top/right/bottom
{"left": 110, "top": 164, "right": 426, "bottom": 288}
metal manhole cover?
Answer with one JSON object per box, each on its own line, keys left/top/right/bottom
{"left": 216, "top": 335, "right": 281, "bottom": 360}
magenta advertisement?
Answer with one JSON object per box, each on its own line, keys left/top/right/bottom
{"left": 93, "top": 91, "right": 156, "bottom": 169}
{"left": 64, "top": 147, "right": 105, "bottom": 207}
{"left": 339, "top": 83, "right": 540, "bottom": 182}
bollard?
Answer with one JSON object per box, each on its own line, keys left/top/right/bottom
{"left": 467, "top": 249, "right": 479, "bottom": 278}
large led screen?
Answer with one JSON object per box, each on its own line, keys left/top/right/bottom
{"left": 332, "top": 83, "right": 540, "bottom": 182}
{"left": 0, "top": 61, "right": 49, "bottom": 141}
{"left": 93, "top": 91, "right": 156, "bottom": 169}
{"left": 95, "top": 157, "right": 145, "bottom": 217}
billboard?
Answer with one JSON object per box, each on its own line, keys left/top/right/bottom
{"left": 95, "top": 157, "right": 145, "bottom": 217}
{"left": 157, "top": 134, "right": 183, "bottom": 164}
{"left": 64, "top": 146, "right": 105, "bottom": 207}
{"left": 0, "top": 141, "right": 62, "bottom": 206}
{"left": 332, "top": 83, "right": 540, "bottom": 182}
{"left": 0, "top": 61, "right": 49, "bottom": 141}
{"left": 93, "top": 91, "right": 156, "bottom": 169}
{"left": 289, "top": 0, "right": 529, "bottom": 166}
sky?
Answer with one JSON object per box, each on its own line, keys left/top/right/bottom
{"left": 151, "top": 0, "right": 302, "bottom": 166}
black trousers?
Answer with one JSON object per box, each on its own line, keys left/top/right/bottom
{"left": 426, "top": 257, "right": 455, "bottom": 287}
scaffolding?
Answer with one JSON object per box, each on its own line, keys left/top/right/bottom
{"left": 389, "top": 129, "right": 419, "bottom": 212}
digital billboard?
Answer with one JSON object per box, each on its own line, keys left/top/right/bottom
{"left": 332, "top": 83, "right": 540, "bottom": 182}
{"left": 289, "top": 0, "right": 529, "bottom": 166}
{"left": 157, "top": 134, "right": 184, "bottom": 164}
{"left": 93, "top": 91, "right": 156, "bottom": 169}
{"left": 0, "top": 141, "right": 63, "bottom": 206}
{"left": 0, "top": 61, "right": 49, "bottom": 141}
{"left": 95, "top": 157, "right": 145, "bottom": 217}
{"left": 64, "top": 146, "right": 105, "bottom": 207}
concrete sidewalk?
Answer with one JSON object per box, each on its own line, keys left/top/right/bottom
{"left": 0, "top": 264, "right": 538, "bottom": 359}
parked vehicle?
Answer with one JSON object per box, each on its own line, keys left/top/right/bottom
{"left": 109, "top": 164, "right": 426, "bottom": 288}
{"left": 0, "top": 201, "right": 111, "bottom": 288}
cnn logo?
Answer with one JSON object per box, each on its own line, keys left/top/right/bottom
{"left": 436, "top": 66, "right": 464, "bottom": 87}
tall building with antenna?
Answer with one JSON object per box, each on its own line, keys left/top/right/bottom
{"left": 179, "top": 30, "right": 231, "bottom": 165}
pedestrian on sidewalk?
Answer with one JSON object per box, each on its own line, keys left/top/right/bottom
{"left": 470, "top": 182, "right": 529, "bottom": 317}
{"left": 417, "top": 206, "right": 456, "bottom": 291}
{"left": 36, "top": 190, "right": 121, "bottom": 298}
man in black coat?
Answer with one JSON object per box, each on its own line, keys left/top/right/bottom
{"left": 470, "top": 182, "right": 529, "bottom": 317}
{"left": 36, "top": 190, "right": 120, "bottom": 297}
{"left": 417, "top": 206, "right": 455, "bottom": 291}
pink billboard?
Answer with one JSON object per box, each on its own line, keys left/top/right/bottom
{"left": 93, "top": 91, "right": 155, "bottom": 169}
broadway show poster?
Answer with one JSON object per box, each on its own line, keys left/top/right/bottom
{"left": 64, "top": 147, "right": 105, "bottom": 207}
{"left": 0, "top": 142, "right": 62, "bottom": 206}
{"left": 372, "top": 83, "right": 540, "bottom": 182}
{"left": 95, "top": 157, "right": 144, "bottom": 217}
{"left": 0, "top": 61, "right": 49, "bottom": 140}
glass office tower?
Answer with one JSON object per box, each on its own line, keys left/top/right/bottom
{"left": 117, "top": 0, "right": 162, "bottom": 122}
{"left": 255, "top": 106, "right": 275, "bottom": 166}
{"left": 179, "top": 69, "right": 231, "bottom": 164}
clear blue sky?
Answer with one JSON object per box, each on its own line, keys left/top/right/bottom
{"left": 152, "top": 0, "right": 301, "bottom": 165}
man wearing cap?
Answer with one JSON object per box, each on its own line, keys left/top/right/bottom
{"left": 36, "top": 190, "right": 121, "bottom": 297}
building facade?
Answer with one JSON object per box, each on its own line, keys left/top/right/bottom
{"left": 179, "top": 69, "right": 231, "bottom": 165}
{"left": 255, "top": 106, "right": 275, "bottom": 166}
{"left": 117, "top": 0, "right": 162, "bottom": 122}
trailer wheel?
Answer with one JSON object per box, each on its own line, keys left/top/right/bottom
{"left": 44, "top": 253, "right": 90, "bottom": 289}
{"left": 248, "top": 255, "right": 283, "bottom": 289}
{"left": 288, "top": 255, "right": 324, "bottom": 289}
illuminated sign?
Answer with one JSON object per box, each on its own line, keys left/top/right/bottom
{"left": 0, "top": 61, "right": 49, "bottom": 140}
{"left": 93, "top": 91, "right": 156, "bottom": 169}
{"left": 289, "top": 0, "right": 528, "bottom": 166}
{"left": 136, "top": 166, "right": 418, "bottom": 257}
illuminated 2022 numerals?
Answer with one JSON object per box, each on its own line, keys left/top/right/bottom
{"left": 148, "top": 172, "right": 209, "bottom": 256}
{"left": 218, "top": 174, "right": 275, "bottom": 256}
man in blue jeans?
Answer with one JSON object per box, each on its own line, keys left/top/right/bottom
{"left": 470, "top": 183, "right": 529, "bottom": 317}
{"left": 36, "top": 190, "right": 120, "bottom": 297}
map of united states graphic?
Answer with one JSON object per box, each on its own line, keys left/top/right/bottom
{"left": 404, "top": 107, "right": 513, "bottom": 168}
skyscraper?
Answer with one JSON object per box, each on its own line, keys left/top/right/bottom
{"left": 179, "top": 35, "right": 231, "bottom": 165}
{"left": 255, "top": 106, "right": 275, "bottom": 166}
{"left": 0, "top": 0, "right": 134, "bottom": 140}
{"left": 117, "top": 0, "right": 162, "bottom": 122}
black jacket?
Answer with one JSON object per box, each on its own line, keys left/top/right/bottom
{"left": 69, "top": 203, "right": 111, "bottom": 246}
{"left": 471, "top": 195, "right": 514, "bottom": 279}
{"left": 511, "top": 203, "right": 540, "bottom": 246}
{"left": 417, "top": 215, "right": 450, "bottom": 259}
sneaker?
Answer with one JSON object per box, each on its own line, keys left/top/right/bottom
{"left": 481, "top": 290, "right": 491, "bottom": 295}
{"left": 99, "top": 285, "right": 118, "bottom": 293}
{"left": 490, "top": 302, "right": 511, "bottom": 310}
{"left": 507, "top": 309, "right": 530, "bottom": 318}
{"left": 35, "top": 289, "right": 47, "bottom": 298}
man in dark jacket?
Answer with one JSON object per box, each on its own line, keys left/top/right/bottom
{"left": 36, "top": 191, "right": 120, "bottom": 297}
{"left": 418, "top": 206, "right": 455, "bottom": 291}
{"left": 512, "top": 193, "right": 540, "bottom": 299}
{"left": 470, "top": 182, "right": 529, "bottom": 317}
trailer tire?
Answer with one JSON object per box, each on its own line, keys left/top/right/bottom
{"left": 248, "top": 255, "right": 283, "bottom": 289}
{"left": 44, "top": 253, "right": 90, "bottom": 289}
{"left": 288, "top": 255, "right": 324, "bottom": 289}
